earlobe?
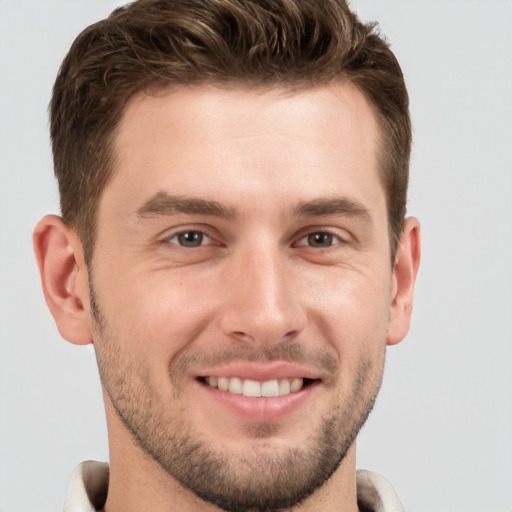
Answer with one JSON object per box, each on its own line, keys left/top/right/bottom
{"left": 33, "top": 215, "right": 93, "bottom": 345}
{"left": 387, "top": 217, "right": 421, "bottom": 346}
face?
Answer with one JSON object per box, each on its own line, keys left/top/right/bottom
{"left": 90, "top": 83, "right": 396, "bottom": 511}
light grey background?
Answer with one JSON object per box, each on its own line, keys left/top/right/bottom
{"left": 1, "top": 1, "right": 511, "bottom": 511}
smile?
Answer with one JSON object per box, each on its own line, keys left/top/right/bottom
{"left": 201, "top": 376, "right": 308, "bottom": 397}
{"left": 196, "top": 369, "right": 320, "bottom": 422}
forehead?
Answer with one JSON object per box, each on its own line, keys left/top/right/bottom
{"left": 118, "top": 82, "right": 380, "bottom": 153}
{"left": 105, "top": 82, "right": 383, "bottom": 221}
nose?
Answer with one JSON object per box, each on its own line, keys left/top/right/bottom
{"left": 218, "top": 245, "right": 306, "bottom": 347}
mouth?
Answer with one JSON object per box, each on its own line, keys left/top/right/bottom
{"left": 194, "top": 363, "right": 322, "bottom": 422}
{"left": 197, "top": 376, "right": 317, "bottom": 397}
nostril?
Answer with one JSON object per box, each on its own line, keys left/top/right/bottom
{"left": 231, "top": 331, "right": 250, "bottom": 342}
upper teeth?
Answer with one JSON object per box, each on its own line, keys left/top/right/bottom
{"left": 205, "top": 377, "right": 304, "bottom": 397}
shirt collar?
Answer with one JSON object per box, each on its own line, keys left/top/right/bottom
{"left": 64, "top": 461, "right": 405, "bottom": 512}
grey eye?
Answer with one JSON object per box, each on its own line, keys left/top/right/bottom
{"left": 308, "top": 233, "right": 333, "bottom": 247}
{"left": 296, "top": 232, "right": 341, "bottom": 248}
{"left": 168, "top": 231, "right": 211, "bottom": 247}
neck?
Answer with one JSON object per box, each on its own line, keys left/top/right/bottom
{"left": 103, "top": 401, "right": 359, "bottom": 512}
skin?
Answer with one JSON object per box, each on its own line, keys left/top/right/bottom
{"left": 34, "top": 82, "right": 420, "bottom": 512}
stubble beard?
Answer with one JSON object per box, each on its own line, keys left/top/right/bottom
{"left": 90, "top": 284, "right": 385, "bottom": 512}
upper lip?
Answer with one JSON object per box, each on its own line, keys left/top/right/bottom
{"left": 196, "top": 362, "right": 322, "bottom": 382}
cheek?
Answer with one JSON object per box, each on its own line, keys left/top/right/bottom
{"left": 301, "top": 266, "right": 391, "bottom": 387}
{"left": 305, "top": 265, "right": 391, "bottom": 334}
{"left": 92, "top": 267, "right": 207, "bottom": 354}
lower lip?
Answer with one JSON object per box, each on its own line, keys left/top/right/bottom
{"left": 196, "top": 380, "right": 319, "bottom": 422}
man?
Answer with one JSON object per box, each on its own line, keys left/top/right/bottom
{"left": 33, "top": 0, "right": 420, "bottom": 510}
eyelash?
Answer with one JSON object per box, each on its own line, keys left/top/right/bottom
{"left": 164, "top": 230, "right": 214, "bottom": 248}
{"left": 163, "top": 227, "right": 347, "bottom": 250}
{"left": 294, "top": 231, "right": 344, "bottom": 249}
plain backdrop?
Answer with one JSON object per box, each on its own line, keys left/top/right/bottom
{"left": 1, "top": 1, "right": 511, "bottom": 511}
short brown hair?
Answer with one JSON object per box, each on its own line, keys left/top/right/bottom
{"left": 50, "top": 0, "right": 411, "bottom": 263}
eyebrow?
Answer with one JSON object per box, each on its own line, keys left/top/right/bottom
{"left": 136, "top": 191, "right": 236, "bottom": 219}
{"left": 136, "top": 191, "right": 371, "bottom": 223}
{"left": 295, "top": 197, "right": 372, "bottom": 222}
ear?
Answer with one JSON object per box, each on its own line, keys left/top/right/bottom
{"left": 387, "top": 217, "right": 421, "bottom": 346}
{"left": 33, "top": 215, "right": 92, "bottom": 345}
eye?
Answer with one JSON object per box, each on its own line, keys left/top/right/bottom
{"left": 296, "top": 231, "right": 342, "bottom": 248}
{"left": 166, "top": 230, "right": 212, "bottom": 248}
